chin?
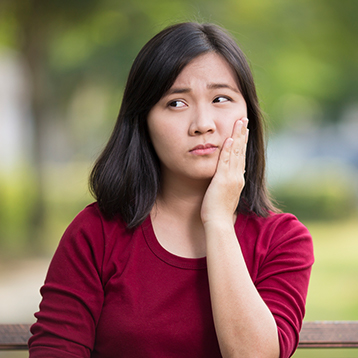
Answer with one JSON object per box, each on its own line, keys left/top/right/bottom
{"left": 187, "top": 168, "right": 216, "bottom": 180}
{"left": 165, "top": 162, "right": 217, "bottom": 182}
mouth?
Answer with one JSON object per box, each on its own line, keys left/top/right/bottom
{"left": 189, "top": 143, "right": 218, "bottom": 155}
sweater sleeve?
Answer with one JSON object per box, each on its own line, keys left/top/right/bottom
{"left": 28, "top": 204, "right": 106, "bottom": 357}
{"left": 251, "top": 214, "right": 314, "bottom": 358}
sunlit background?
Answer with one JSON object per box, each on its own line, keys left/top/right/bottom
{"left": 0, "top": 0, "right": 357, "bottom": 357}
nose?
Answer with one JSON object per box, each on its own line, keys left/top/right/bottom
{"left": 188, "top": 104, "right": 216, "bottom": 136}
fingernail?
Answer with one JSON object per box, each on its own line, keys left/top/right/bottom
{"left": 227, "top": 138, "right": 234, "bottom": 147}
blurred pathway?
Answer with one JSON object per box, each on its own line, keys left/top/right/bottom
{"left": 0, "top": 258, "right": 51, "bottom": 324}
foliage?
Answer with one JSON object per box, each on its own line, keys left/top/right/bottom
{"left": 0, "top": 169, "right": 37, "bottom": 253}
{"left": 0, "top": 0, "right": 357, "bottom": 249}
{"left": 1, "top": 0, "right": 357, "bottom": 126}
{"left": 0, "top": 163, "right": 92, "bottom": 256}
{"left": 272, "top": 178, "right": 357, "bottom": 221}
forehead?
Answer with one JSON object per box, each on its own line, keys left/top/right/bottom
{"left": 171, "top": 52, "right": 239, "bottom": 89}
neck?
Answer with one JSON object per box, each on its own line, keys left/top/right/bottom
{"left": 150, "top": 174, "right": 211, "bottom": 258}
{"left": 153, "top": 173, "right": 211, "bottom": 223}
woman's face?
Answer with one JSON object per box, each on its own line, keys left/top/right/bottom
{"left": 147, "top": 52, "right": 248, "bottom": 184}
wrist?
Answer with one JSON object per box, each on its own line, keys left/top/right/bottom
{"left": 203, "top": 212, "right": 237, "bottom": 227}
{"left": 203, "top": 218, "right": 235, "bottom": 234}
{"left": 203, "top": 220, "right": 238, "bottom": 250}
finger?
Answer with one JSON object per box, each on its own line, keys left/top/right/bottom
{"left": 243, "top": 129, "right": 249, "bottom": 172}
{"left": 231, "top": 117, "right": 248, "bottom": 137}
{"left": 231, "top": 118, "right": 248, "bottom": 149}
{"left": 215, "top": 137, "right": 233, "bottom": 174}
{"left": 230, "top": 119, "right": 248, "bottom": 168}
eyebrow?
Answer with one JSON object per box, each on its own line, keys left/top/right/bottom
{"left": 207, "top": 83, "right": 240, "bottom": 93}
{"left": 166, "top": 87, "right": 191, "bottom": 95}
{"left": 165, "top": 83, "right": 240, "bottom": 96}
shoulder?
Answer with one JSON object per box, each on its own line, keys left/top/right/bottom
{"left": 245, "top": 211, "right": 307, "bottom": 230}
{"left": 65, "top": 202, "right": 103, "bottom": 233}
{"left": 59, "top": 202, "right": 131, "bottom": 259}
{"left": 242, "top": 211, "right": 311, "bottom": 243}
{"left": 237, "top": 211, "right": 314, "bottom": 267}
{"left": 50, "top": 203, "right": 133, "bottom": 280}
{"left": 65, "top": 202, "right": 128, "bottom": 237}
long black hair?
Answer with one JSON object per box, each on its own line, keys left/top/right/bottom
{"left": 89, "top": 22, "right": 278, "bottom": 228}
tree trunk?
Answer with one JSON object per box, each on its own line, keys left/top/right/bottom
{"left": 19, "top": 0, "right": 51, "bottom": 250}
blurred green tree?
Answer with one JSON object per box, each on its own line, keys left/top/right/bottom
{"left": 0, "top": 0, "right": 101, "bottom": 247}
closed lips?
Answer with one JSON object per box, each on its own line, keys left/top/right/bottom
{"left": 189, "top": 144, "right": 218, "bottom": 155}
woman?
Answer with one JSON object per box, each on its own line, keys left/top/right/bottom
{"left": 29, "top": 22, "right": 314, "bottom": 358}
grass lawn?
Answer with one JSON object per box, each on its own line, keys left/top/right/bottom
{"left": 292, "top": 217, "right": 358, "bottom": 357}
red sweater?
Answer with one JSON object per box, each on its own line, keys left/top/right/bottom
{"left": 29, "top": 203, "right": 314, "bottom": 358}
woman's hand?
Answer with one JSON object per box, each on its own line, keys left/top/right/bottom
{"left": 201, "top": 117, "right": 249, "bottom": 226}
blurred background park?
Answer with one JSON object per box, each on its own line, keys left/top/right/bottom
{"left": 0, "top": 0, "right": 357, "bottom": 356}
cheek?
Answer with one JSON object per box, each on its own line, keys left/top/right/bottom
{"left": 149, "top": 130, "right": 180, "bottom": 164}
{"left": 148, "top": 116, "right": 185, "bottom": 154}
{"left": 218, "top": 106, "right": 248, "bottom": 135}
{"left": 217, "top": 116, "right": 237, "bottom": 137}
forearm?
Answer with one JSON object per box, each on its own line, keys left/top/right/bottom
{"left": 205, "top": 221, "right": 280, "bottom": 358}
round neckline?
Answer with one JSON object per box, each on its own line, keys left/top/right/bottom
{"left": 141, "top": 214, "right": 248, "bottom": 270}
{"left": 141, "top": 215, "right": 207, "bottom": 270}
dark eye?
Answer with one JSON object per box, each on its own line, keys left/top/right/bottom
{"left": 213, "top": 96, "right": 230, "bottom": 103}
{"left": 168, "top": 100, "right": 186, "bottom": 108}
